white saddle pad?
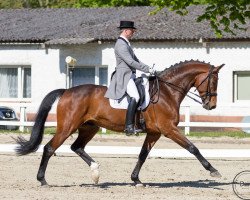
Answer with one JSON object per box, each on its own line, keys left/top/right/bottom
{"left": 109, "top": 76, "right": 150, "bottom": 110}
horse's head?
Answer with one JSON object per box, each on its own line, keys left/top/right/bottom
{"left": 194, "top": 64, "right": 224, "bottom": 110}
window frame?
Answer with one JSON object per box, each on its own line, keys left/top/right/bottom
{"left": 0, "top": 65, "right": 31, "bottom": 102}
{"left": 68, "top": 65, "right": 108, "bottom": 88}
{"left": 233, "top": 71, "right": 250, "bottom": 103}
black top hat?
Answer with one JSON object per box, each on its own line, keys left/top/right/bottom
{"left": 118, "top": 21, "right": 136, "bottom": 29}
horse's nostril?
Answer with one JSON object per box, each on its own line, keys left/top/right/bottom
{"left": 210, "top": 105, "right": 216, "bottom": 110}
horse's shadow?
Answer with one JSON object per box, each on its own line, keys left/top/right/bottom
{"left": 144, "top": 180, "right": 232, "bottom": 190}
{"left": 63, "top": 179, "right": 231, "bottom": 190}
{"left": 49, "top": 179, "right": 232, "bottom": 190}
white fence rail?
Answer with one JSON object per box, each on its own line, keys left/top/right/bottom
{"left": 1, "top": 103, "right": 250, "bottom": 135}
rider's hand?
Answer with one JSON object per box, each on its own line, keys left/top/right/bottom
{"left": 149, "top": 66, "right": 156, "bottom": 75}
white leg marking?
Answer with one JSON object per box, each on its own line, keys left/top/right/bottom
{"left": 90, "top": 162, "right": 100, "bottom": 184}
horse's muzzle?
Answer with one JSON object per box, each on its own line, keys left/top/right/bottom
{"left": 202, "top": 95, "right": 217, "bottom": 110}
{"left": 203, "top": 103, "right": 216, "bottom": 110}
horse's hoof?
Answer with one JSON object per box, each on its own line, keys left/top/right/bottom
{"left": 37, "top": 178, "right": 48, "bottom": 187}
{"left": 135, "top": 183, "right": 145, "bottom": 188}
{"left": 41, "top": 184, "right": 50, "bottom": 188}
{"left": 90, "top": 162, "right": 100, "bottom": 184}
{"left": 39, "top": 179, "right": 48, "bottom": 186}
{"left": 210, "top": 171, "right": 222, "bottom": 178}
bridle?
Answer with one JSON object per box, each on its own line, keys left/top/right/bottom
{"left": 149, "top": 66, "right": 217, "bottom": 106}
{"left": 194, "top": 66, "right": 217, "bottom": 106}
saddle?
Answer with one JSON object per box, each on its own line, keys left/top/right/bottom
{"left": 118, "top": 77, "right": 145, "bottom": 108}
{"left": 109, "top": 75, "right": 150, "bottom": 132}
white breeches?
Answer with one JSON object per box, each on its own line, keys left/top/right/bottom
{"left": 126, "top": 77, "right": 140, "bottom": 103}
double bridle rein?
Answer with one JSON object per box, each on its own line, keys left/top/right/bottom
{"left": 150, "top": 66, "right": 217, "bottom": 105}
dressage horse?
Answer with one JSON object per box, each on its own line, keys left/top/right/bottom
{"left": 15, "top": 60, "right": 224, "bottom": 186}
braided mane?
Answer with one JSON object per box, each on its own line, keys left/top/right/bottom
{"left": 158, "top": 59, "right": 214, "bottom": 76}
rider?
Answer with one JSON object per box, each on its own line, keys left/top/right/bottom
{"left": 104, "top": 20, "right": 155, "bottom": 136}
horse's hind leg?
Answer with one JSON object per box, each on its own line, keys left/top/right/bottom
{"left": 131, "top": 132, "right": 161, "bottom": 186}
{"left": 37, "top": 129, "right": 73, "bottom": 186}
{"left": 166, "top": 127, "right": 221, "bottom": 178}
{"left": 71, "top": 124, "right": 100, "bottom": 184}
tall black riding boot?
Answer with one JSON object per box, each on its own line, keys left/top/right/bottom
{"left": 124, "top": 97, "right": 138, "bottom": 136}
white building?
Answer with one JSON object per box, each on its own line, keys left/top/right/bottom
{"left": 0, "top": 7, "right": 249, "bottom": 124}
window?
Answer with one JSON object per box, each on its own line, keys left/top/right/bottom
{"left": 0, "top": 66, "right": 31, "bottom": 99}
{"left": 99, "top": 67, "right": 107, "bottom": 86}
{"left": 234, "top": 71, "right": 250, "bottom": 101}
{"left": 70, "top": 66, "right": 107, "bottom": 87}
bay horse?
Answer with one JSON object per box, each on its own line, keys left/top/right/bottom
{"left": 15, "top": 60, "right": 224, "bottom": 186}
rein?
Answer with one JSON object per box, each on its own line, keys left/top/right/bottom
{"left": 149, "top": 66, "right": 216, "bottom": 105}
{"left": 150, "top": 77, "right": 203, "bottom": 104}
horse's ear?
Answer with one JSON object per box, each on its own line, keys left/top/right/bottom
{"left": 213, "top": 64, "right": 225, "bottom": 73}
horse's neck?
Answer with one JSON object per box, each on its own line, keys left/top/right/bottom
{"left": 160, "top": 64, "right": 207, "bottom": 104}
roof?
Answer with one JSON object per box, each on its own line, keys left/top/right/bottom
{"left": 0, "top": 6, "right": 249, "bottom": 44}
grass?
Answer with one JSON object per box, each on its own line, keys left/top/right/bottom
{"left": 0, "top": 127, "right": 56, "bottom": 135}
{"left": 0, "top": 127, "right": 250, "bottom": 138}
{"left": 187, "top": 131, "right": 250, "bottom": 138}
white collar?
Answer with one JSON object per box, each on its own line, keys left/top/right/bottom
{"left": 119, "top": 35, "right": 130, "bottom": 46}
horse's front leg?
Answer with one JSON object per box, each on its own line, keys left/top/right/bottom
{"left": 131, "top": 132, "right": 161, "bottom": 186}
{"left": 166, "top": 127, "right": 221, "bottom": 178}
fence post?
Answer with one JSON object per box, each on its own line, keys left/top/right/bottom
{"left": 19, "top": 106, "right": 26, "bottom": 132}
{"left": 184, "top": 106, "right": 190, "bottom": 135}
{"left": 101, "top": 128, "right": 107, "bottom": 134}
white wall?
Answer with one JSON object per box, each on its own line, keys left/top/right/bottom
{"left": 59, "top": 43, "right": 103, "bottom": 66}
{"left": 0, "top": 45, "right": 64, "bottom": 113}
{"left": 0, "top": 41, "right": 250, "bottom": 117}
{"left": 0, "top": 43, "right": 105, "bottom": 113}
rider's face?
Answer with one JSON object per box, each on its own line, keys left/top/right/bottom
{"left": 124, "top": 28, "right": 135, "bottom": 39}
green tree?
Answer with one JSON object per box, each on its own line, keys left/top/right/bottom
{"left": 0, "top": 0, "right": 77, "bottom": 8}
{"left": 0, "top": 0, "right": 23, "bottom": 8}
{"left": 74, "top": 0, "right": 151, "bottom": 7}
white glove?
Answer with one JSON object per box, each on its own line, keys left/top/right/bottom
{"left": 149, "top": 66, "right": 156, "bottom": 75}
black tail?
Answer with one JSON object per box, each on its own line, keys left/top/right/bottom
{"left": 15, "top": 89, "right": 66, "bottom": 156}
